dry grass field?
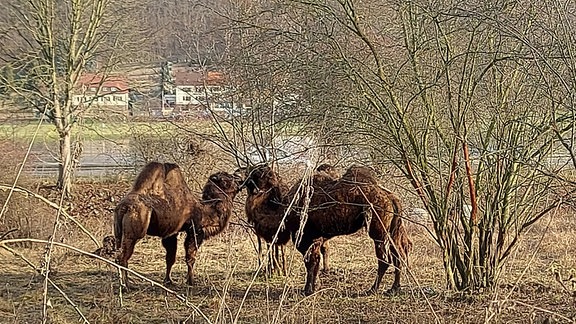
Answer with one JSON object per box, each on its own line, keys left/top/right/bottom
{"left": 0, "top": 148, "right": 575, "bottom": 323}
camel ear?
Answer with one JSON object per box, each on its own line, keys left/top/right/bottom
{"left": 209, "top": 174, "right": 220, "bottom": 182}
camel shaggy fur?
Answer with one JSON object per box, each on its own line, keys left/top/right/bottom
{"left": 243, "top": 164, "right": 337, "bottom": 275}
{"left": 114, "top": 162, "right": 242, "bottom": 286}
{"left": 245, "top": 164, "right": 412, "bottom": 296}
{"left": 243, "top": 165, "right": 291, "bottom": 275}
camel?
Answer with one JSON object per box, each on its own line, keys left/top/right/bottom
{"left": 243, "top": 164, "right": 291, "bottom": 275}
{"left": 243, "top": 164, "right": 334, "bottom": 275}
{"left": 114, "top": 162, "right": 242, "bottom": 286}
{"left": 244, "top": 164, "right": 412, "bottom": 296}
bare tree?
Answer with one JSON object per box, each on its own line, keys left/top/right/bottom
{"left": 0, "top": 0, "right": 146, "bottom": 195}
{"left": 220, "top": 0, "right": 576, "bottom": 291}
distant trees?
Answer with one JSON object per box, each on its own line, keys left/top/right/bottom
{"left": 135, "top": 0, "right": 228, "bottom": 64}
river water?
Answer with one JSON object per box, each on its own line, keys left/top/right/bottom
{"left": 25, "top": 138, "right": 575, "bottom": 179}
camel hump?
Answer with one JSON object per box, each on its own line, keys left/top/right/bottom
{"left": 164, "top": 164, "right": 187, "bottom": 189}
{"left": 341, "top": 165, "right": 379, "bottom": 185}
{"left": 163, "top": 163, "right": 179, "bottom": 174}
{"left": 132, "top": 162, "right": 168, "bottom": 194}
{"left": 316, "top": 164, "right": 339, "bottom": 178}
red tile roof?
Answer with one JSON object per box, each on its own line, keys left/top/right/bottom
{"left": 78, "top": 73, "right": 129, "bottom": 94}
{"left": 173, "top": 70, "right": 225, "bottom": 86}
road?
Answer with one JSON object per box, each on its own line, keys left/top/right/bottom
{"left": 27, "top": 140, "right": 135, "bottom": 177}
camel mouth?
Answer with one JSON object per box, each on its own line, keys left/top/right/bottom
{"left": 240, "top": 178, "right": 261, "bottom": 195}
{"left": 231, "top": 174, "right": 245, "bottom": 191}
{"left": 237, "top": 177, "right": 249, "bottom": 191}
{"left": 238, "top": 164, "right": 269, "bottom": 194}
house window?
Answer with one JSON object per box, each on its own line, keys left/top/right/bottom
{"left": 183, "top": 96, "right": 191, "bottom": 102}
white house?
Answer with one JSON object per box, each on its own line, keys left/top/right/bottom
{"left": 73, "top": 74, "right": 130, "bottom": 113}
{"left": 173, "top": 70, "right": 224, "bottom": 108}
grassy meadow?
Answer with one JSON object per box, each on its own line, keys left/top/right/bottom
{"left": 0, "top": 119, "right": 193, "bottom": 143}
{"left": 0, "top": 120, "right": 574, "bottom": 324}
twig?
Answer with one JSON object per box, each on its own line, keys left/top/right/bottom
{"left": 42, "top": 186, "right": 67, "bottom": 324}
{"left": 0, "top": 114, "right": 44, "bottom": 222}
{"left": 486, "top": 205, "right": 558, "bottom": 323}
{"left": 228, "top": 221, "right": 254, "bottom": 230}
{"left": 0, "top": 184, "right": 100, "bottom": 248}
{"left": 495, "top": 299, "right": 574, "bottom": 323}
{"left": 554, "top": 271, "right": 575, "bottom": 297}
{"left": 0, "top": 228, "right": 18, "bottom": 240}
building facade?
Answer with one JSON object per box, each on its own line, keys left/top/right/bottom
{"left": 73, "top": 74, "right": 130, "bottom": 115}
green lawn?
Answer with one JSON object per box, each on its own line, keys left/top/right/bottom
{"left": 0, "top": 119, "right": 215, "bottom": 143}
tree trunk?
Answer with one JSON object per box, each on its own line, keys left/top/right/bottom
{"left": 57, "top": 130, "right": 72, "bottom": 196}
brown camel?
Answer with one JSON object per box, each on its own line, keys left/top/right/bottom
{"left": 243, "top": 164, "right": 291, "bottom": 275}
{"left": 245, "top": 164, "right": 412, "bottom": 296}
{"left": 114, "top": 162, "right": 242, "bottom": 286}
{"left": 285, "top": 163, "right": 340, "bottom": 272}
{"left": 243, "top": 164, "right": 334, "bottom": 275}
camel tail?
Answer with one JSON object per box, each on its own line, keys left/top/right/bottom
{"left": 389, "top": 195, "right": 412, "bottom": 268}
{"left": 395, "top": 221, "right": 413, "bottom": 268}
{"left": 113, "top": 205, "right": 124, "bottom": 250}
{"left": 388, "top": 191, "right": 403, "bottom": 221}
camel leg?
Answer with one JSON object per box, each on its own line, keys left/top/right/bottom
{"left": 390, "top": 245, "right": 402, "bottom": 293}
{"left": 367, "top": 239, "right": 391, "bottom": 295}
{"left": 257, "top": 236, "right": 263, "bottom": 270}
{"left": 272, "top": 244, "right": 281, "bottom": 275}
{"left": 321, "top": 240, "right": 330, "bottom": 273}
{"left": 389, "top": 229, "right": 409, "bottom": 293}
{"left": 265, "top": 242, "right": 273, "bottom": 275}
{"left": 274, "top": 244, "right": 285, "bottom": 276}
{"left": 117, "top": 237, "right": 137, "bottom": 288}
{"left": 185, "top": 231, "right": 204, "bottom": 286}
{"left": 302, "top": 238, "right": 323, "bottom": 296}
{"left": 263, "top": 242, "right": 277, "bottom": 276}
{"left": 162, "top": 234, "right": 178, "bottom": 285}
{"left": 280, "top": 245, "right": 286, "bottom": 276}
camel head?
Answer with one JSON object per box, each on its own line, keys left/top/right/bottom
{"left": 242, "top": 164, "right": 280, "bottom": 196}
{"left": 202, "top": 171, "right": 244, "bottom": 201}
{"left": 316, "top": 163, "right": 339, "bottom": 179}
